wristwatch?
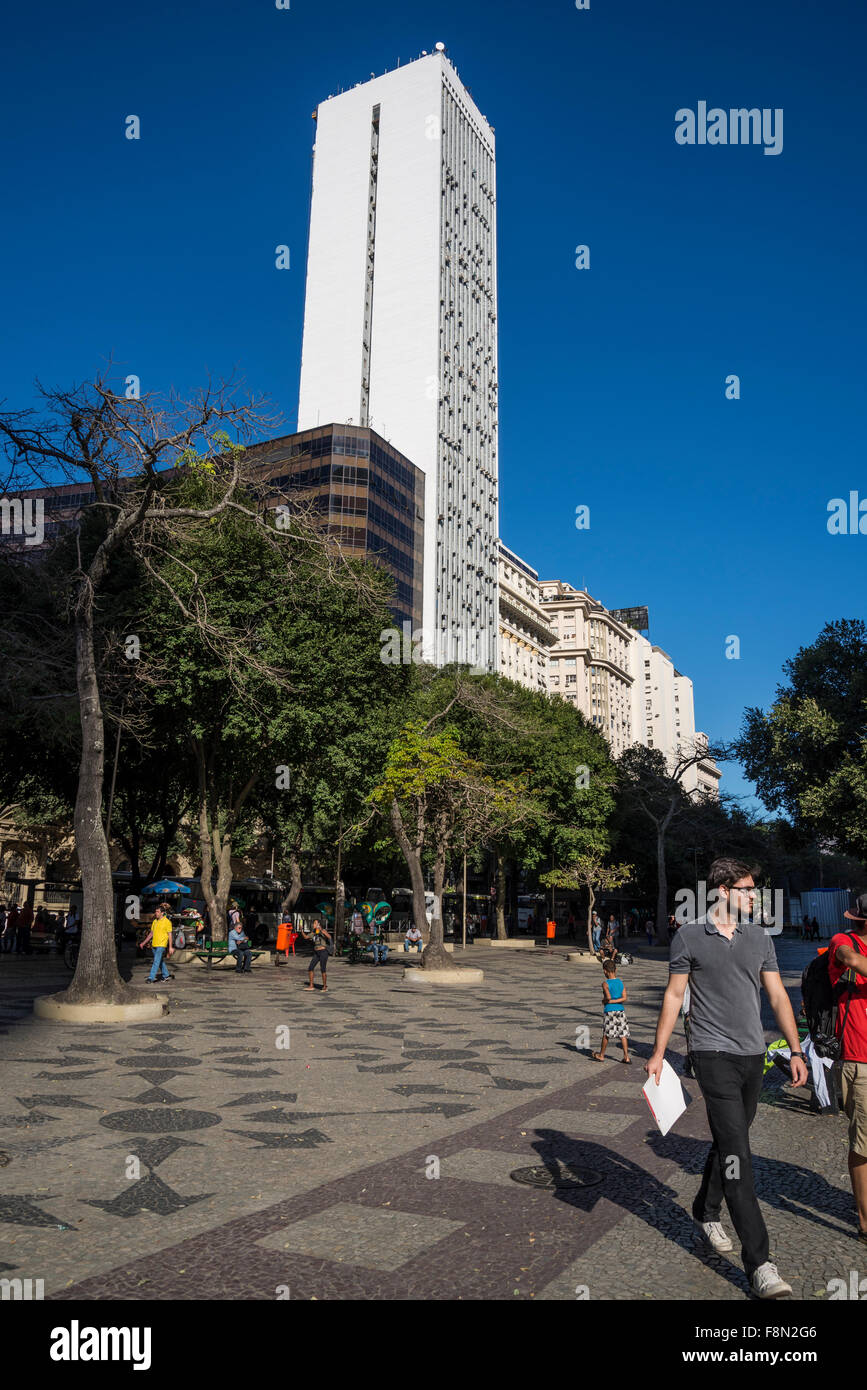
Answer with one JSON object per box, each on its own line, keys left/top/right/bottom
{"left": 790, "top": 1051, "right": 804, "bottom": 1058}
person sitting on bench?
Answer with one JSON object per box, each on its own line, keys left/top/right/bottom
{"left": 228, "top": 921, "right": 253, "bottom": 974}
{"left": 403, "top": 924, "right": 424, "bottom": 954}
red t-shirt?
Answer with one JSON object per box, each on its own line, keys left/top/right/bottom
{"left": 828, "top": 932, "right": 867, "bottom": 1063}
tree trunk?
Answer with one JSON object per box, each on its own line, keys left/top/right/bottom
{"left": 195, "top": 750, "right": 223, "bottom": 938}
{"left": 494, "top": 850, "right": 507, "bottom": 940}
{"left": 390, "top": 798, "right": 428, "bottom": 930}
{"left": 280, "top": 844, "right": 303, "bottom": 915}
{"left": 66, "top": 605, "right": 137, "bottom": 1004}
{"left": 390, "top": 797, "right": 455, "bottom": 970}
{"left": 212, "top": 834, "right": 233, "bottom": 939}
{"left": 586, "top": 883, "right": 596, "bottom": 955}
{"left": 424, "top": 814, "right": 457, "bottom": 969}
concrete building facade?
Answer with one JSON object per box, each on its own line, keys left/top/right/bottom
{"left": 497, "top": 543, "right": 557, "bottom": 691}
{"left": 628, "top": 631, "right": 721, "bottom": 796}
{"left": 537, "top": 579, "right": 721, "bottom": 794}
{"left": 297, "top": 48, "right": 499, "bottom": 667}
{"left": 538, "top": 580, "right": 635, "bottom": 757}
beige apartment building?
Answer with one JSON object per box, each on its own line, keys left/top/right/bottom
{"left": 497, "top": 543, "right": 558, "bottom": 691}
{"left": 529, "top": 580, "right": 721, "bottom": 795}
{"left": 631, "top": 631, "right": 721, "bottom": 796}
{"left": 537, "top": 580, "right": 635, "bottom": 757}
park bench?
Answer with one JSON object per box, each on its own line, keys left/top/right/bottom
{"left": 191, "top": 941, "right": 266, "bottom": 969}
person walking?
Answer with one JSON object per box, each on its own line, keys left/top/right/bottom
{"left": 17, "top": 901, "right": 33, "bottom": 955}
{"left": 645, "top": 857, "right": 807, "bottom": 1299}
{"left": 6, "top": 904, "right": 21, "bottom": 954}
{"left": 304, "top": 918, "right": 331, "bottom": 990}
{"left": 645, "top": 917, "right": 655, "bottom": 948}
{"left": 829, "top": 893, "right": 867, "bottom": 1244}
{"left": 0, "top": 904, "right": 9, "bottom": 955}
{"left": 593, "top": 960, "right": 631, "bottom": 1063}
{"left": 591, "top": 911, "right": 602, "bottom": 953}
{"left": 228, "top": 918, "right": 253, "bottom": 973}
{"left": 140, "top": 903, "right": 175, "bottom": 984}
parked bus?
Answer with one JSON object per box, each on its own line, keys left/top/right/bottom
{"left": 442, "top": 892, "right": 491, "bottom": 938}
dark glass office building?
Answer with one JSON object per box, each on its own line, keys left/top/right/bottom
{"left": 4, "top": 426, "right": 425, "bottom": 630}
{"left": 249, "top": 425, "right": 425, "bottom": 630}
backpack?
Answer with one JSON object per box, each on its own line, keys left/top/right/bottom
{"left": 800, "top": 933, "right": 860, "bottom": 1059}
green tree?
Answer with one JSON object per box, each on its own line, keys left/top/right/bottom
{"left": 617, "top": 743, "right": 724, "bottom": 942}
{"left": 541, "top": 851, "right": 633, "bottom": 953}
{"left": 737, "top": 619, "right": 867, "bottom": 859}
{"left": 449, "top": 678, "right": 617, "bottom": 937}
{"left": 368, "top": 700, "right": 538, "bottom": 969}
{"left": 137, "top": 472, "right": 402, "bottom": 939}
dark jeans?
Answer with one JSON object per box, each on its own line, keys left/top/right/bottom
{"left": 15, "top": 926, "right": 31, "bottom": 954}
{"left": 691, "top": 1050, "right": 768, "bottom": 1275}
{"left": 233, "top": 947, "right": 252, "bottom": 972}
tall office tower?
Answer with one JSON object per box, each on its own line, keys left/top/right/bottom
{"left": 298, "top": 47, "right": 499, "bottom": 669}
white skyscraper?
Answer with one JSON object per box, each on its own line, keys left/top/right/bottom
{"left": 298, "top": 47, "right": 499, "bottom": 668}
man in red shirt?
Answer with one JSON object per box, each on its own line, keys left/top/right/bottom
{"left": 828, "top": 892, "right": 867, "bottom": 1244}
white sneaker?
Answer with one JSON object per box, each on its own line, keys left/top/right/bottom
{"left": 750, "top": 1262, "right": 792, "bottom": 1299}
{"left": 696, "top": 1220, "right": 733, "bottom": 1253}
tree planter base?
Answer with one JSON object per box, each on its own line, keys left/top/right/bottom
{"left": 565, "top": 951, "right": 601, "bottom": 965}
{"left": 33, "top": 992, "right": 169, "bottom": 1024}
{"left": 474, "top": 938, "right": 536, "bottom": 950}
{"left": 402, "top": 966, "right": 484, "bottom": 986}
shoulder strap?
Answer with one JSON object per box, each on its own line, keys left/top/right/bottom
{"left": 835, "top": 934, "right": 864, "bottom": 1047}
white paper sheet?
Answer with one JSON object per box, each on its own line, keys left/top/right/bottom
{"left": 642, "top": 1058, "right": 687, "bottom": 1136}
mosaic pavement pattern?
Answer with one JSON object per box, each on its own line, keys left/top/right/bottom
{"left": 0, "top": 936, "right": 859, "bottom": 1299}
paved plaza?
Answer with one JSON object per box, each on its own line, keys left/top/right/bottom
{"left": 0, "top": 936, "right": 860, "bottom": 1301}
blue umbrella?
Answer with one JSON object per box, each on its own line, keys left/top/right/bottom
{"left": 143, "top": 879, "right": 191, "bottom": 895}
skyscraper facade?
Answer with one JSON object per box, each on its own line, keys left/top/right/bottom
{"left": 298, "top": 48, "right": 499, "bottom": 668}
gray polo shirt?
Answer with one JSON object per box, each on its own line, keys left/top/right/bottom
{"left": 669, "top": 916, "right": 779, "bottom": 1055}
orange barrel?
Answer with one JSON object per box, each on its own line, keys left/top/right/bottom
{"left": 276, "top": 922, "right": 293, "bottom": 952}
{"left": 546, "top": 920, "right": 556, "bottom": 940}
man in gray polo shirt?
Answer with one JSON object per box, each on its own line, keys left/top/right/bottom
{"left": 646, "top": 857, "right": 808, "bottom": 1299}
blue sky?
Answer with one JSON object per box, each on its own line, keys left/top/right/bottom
{"left": 2, "top": 0, "right": 864, "bottom": 813}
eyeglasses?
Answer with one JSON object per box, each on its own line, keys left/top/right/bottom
{"left": 731, "top": 883, "right": 756, "bottom": 894}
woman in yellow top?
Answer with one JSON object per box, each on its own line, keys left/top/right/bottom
{"left": 140, "top": 902, "right": 175, "bottom": 983}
